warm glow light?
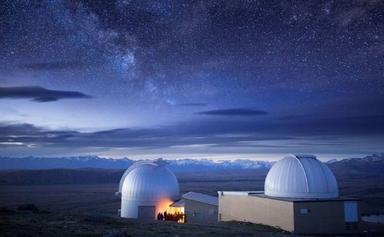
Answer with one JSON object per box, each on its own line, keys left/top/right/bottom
{"left": 155, "top": 198, "right": 185, "bottom": 223}
{"left": 166, "top": 206, "right": 185, "bottom": 223}
{"left": 156, "top": 198, "right": 174, "bottom": 216}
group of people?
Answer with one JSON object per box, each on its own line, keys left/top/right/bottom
{"left": 157, "top": 211, "right": 184, "bottom": 222}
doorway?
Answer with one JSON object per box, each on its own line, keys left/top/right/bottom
{"left": 138, "top": 205, "right": 155, "bottom": 221}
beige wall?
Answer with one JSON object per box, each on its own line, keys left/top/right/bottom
{"left": 294, "top": 201, "right": 360, "bottom": 235}
{"left": 184, "top": 199, "right": 218, "bottom": 224}
{"left": 218, "top": 194, "right": 294, "bottom": 231}
{"left": 219, "top": 193, "right": 360, "bottom": 234}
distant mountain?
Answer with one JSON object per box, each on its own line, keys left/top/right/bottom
{"left": 0, "top": 153, "right": 382, "bottom": 174}
{"left": 0, "top": 156, "right": 272, "bottom": 171}
{"left": 0, "top": 156, "right": 134, "bottom": 170}
{"left": 327, "top": 153, "right": 384, "bottom": 177}
{"left": 0, "top": 169, "right": 123, "bottom": 185}
{"left": 168, "top": 159, "right": 272, "bottom": 172}
{"left": 0, "top": 154, "right": 383, "bottom": 185}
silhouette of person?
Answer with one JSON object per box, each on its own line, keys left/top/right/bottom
{"left": 157, "top": 213, "right": 161, "bottom": 221}
{"left": 164, "top": 211, "right": 167, "bottom": 220}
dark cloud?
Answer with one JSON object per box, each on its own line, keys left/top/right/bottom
{"left": 0, "top": 86, "right": 91, "bottom": 102}
{"left": 1, "top": 114, "right": 383, "bottom": 150}
{"left": 0, "top": 122, "right": 287, "bottom": 149}
{"left": 198, "top": 108, "right": 268, "bottom": 116}
{"left": 179, "top": 103, "right": 207, "bottom": 106}
{"left": 0, "top": 123, "right": 41, "bottom": 136}
{"left": 19, "top": 61, "right": 86, "bottom": 71}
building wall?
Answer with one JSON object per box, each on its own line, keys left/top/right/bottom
{"left": 184, "top": 199, "right": 218, "bottom": 224}
{"left": 293, "top": 201, "right": 360, "bottom": 235}
{"left": 218, "top": 194, "right": 294, "bottom": 231}
{"left": 121, "top": 198, "right": 172, "bottom": 220}
{"left": 219, "top": 193, "right": 360, "bottom": 234}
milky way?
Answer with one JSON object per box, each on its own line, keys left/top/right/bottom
{"left": 0, "top": 0, "right": 383, "bottom": 159}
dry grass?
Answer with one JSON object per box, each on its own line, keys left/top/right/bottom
{"left": 0, "top": 210, "right": 289, "bottom": 237}
{"left": 0, "top": 170, "right": 383, "bottom": 236}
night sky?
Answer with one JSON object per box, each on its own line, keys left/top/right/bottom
{"left": 0, "top": 0, "right": 383, "bottom": 160}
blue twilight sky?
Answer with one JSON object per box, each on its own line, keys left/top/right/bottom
{"left": 0, "top": 0, "right": 383, "bottom": 160}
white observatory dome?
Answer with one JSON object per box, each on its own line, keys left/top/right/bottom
{"left": 119, "top": 160, "right": 179, "bottom": 219}
{"left": 264, "top": 155, "right": 338, "bottom": 199}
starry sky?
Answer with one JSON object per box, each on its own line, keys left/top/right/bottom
{"left": 0, "top": 0, "right": 383, "bottom": 160}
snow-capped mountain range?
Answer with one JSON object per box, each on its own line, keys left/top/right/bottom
{"left": 0, "top": 156, "right": 273, "bottom": 171}
{"left": 0, "top": 154, "right": 383, "bottom": 173}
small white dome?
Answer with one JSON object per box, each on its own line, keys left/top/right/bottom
{"left": 264, "top": 155, "right": 338, "bottom": 199}
{"left": 119, "top": 160, "right": 179, "bottom": 219}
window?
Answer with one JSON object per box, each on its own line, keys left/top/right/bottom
{"left": 208, "top": 209, "right": 215, "bottom": 215}
{"left": 344, "top": 201, "right": 358, "bottom": 223}
{"left": 300, "top": 208, "right": 310, "bottom": 214}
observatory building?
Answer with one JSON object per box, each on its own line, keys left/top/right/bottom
{"left": 182, "top": 191, "right": 218, "bottom": 224}
{"left": 117, "top": 159, "right": 217, "bottom": 223}
{"left": 117, "top": 160, "right": 180, "bottom": 220}
{"left": 218, "top": 155, "right": 360, "bottom": 235}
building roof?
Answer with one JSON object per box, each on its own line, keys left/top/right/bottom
{"left": 249, "top": 193, "right": 359, "bottom": 202}
{"left": 170, "top": 199, "right": 185, "bottom": 207}
{"left": 219, "top": 191, "right": 358, "bottom": 202}
{"left": 118, "top": 159, "right": 169, "bottom": 193}
{"left": 119, "top": 160, "right": 180, "bottom": 201}
{"left": 218, "top": 191, "right": 264, "bottom": 196}
{"left": 264, "top": 154, "right": 339, "bottom": 199}
{"left": 182, "top": 192, "right": 218, "bottom": 206}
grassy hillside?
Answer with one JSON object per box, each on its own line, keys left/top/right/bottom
{"left": 0, "top": 169, "right": 384, "bottom": 236}
{"left": 0, "top": 207, "right": 288, "bottom": 237}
